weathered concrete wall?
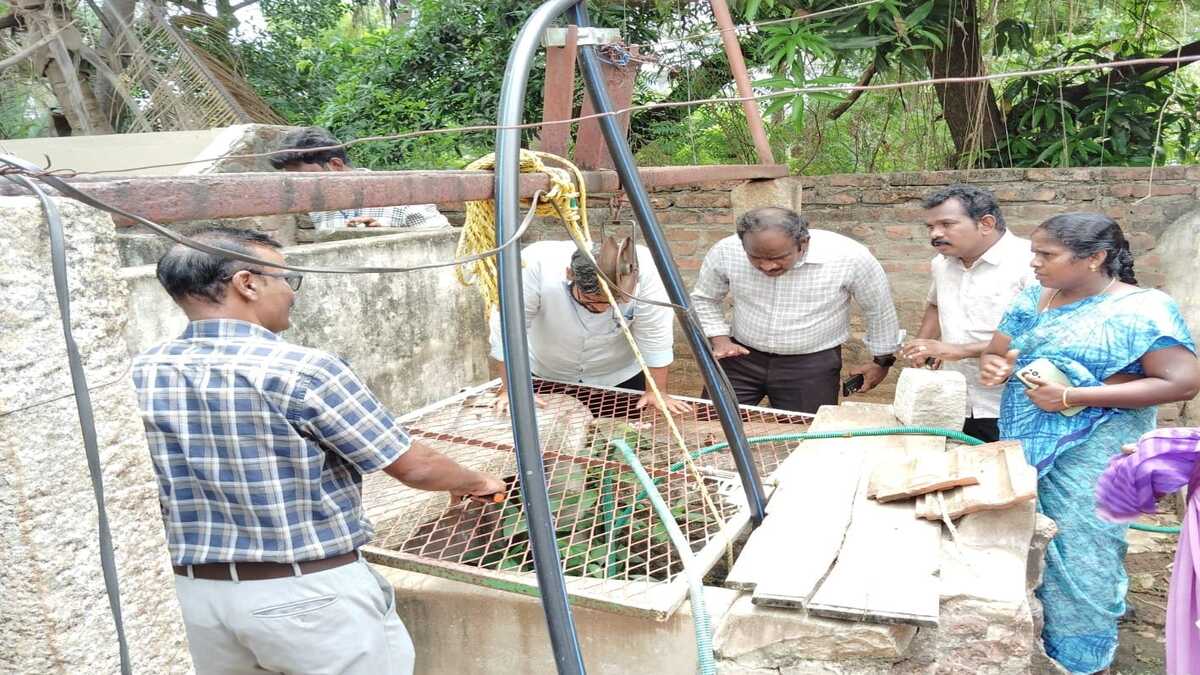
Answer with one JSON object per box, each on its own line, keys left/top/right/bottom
{"left": 0, "top": 197, "right": 192, "bottom": 673}
{"left": 1, "top": 126, "right": 242, "bottom": 176}
{"left": 1158, "top": 207, "right": 1200, "bottom": 426}
{"left": 121, "top": 229, "right": 491, "bottom": 414}
{"left": 381, "top": 567, "right": 741, "bottom": 674}
{"left": 115, "top": 124, "right": 306, "bottom": 265}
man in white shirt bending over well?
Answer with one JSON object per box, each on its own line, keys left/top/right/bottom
{"left": 489, "top": 239, "right": 691, "bottom": 416}
{"left": 900, "top": 185, "right": 1036, "bottom": 442}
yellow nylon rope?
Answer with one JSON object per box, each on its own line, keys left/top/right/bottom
{"left": 455, "top": 149, "right": 590, "bottom": 312}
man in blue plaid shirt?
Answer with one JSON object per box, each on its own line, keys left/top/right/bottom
{"left": 133, "top": 226, "right": 504, "bottom": 674}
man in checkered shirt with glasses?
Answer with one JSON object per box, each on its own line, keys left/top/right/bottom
{"left": 132, "top": 226, "right": 503, "bottom": 674}
{"left": 691, "top": 206, "right": 902, "bottom": 414}
{"left": 271, "top": 126, "right": 450, "bottom": 230}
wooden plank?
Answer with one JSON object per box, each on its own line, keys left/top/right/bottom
{"left": 800, "top": 403, "right": 944, "bottom": 627}
{"left": 725, "top": 404, "right": 870, "bottom": 596}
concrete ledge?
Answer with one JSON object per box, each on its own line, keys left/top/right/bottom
{"left": 714, "top": 595, "right": 918, "bottom": 669}
{"left": 378, "top": 566, "right": 741, "bottom": 675}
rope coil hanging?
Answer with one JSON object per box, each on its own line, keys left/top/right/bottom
{"left": 455, "top": 149, "right": 590, "bottom": 311}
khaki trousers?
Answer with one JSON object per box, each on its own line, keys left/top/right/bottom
{"left": 174, "top": 558, "right": 415, "bottom": 674}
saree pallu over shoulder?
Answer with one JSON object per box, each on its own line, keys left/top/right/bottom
{"left": 997, "top": 285, "right": 1195, "bottom": 477}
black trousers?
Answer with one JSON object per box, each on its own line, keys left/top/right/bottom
{"left": 962, "top": 417, "right": 1000, "bottom": 443}
{"left": 703, "top": 343, "right": 842, "bottom": 415}
{"left": 532, "top": 371, "right": 647, "bottom": 418}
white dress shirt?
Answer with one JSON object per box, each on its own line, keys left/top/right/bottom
{"left": 927, "top": 230, "right": 1037, "bottom": 418}
{"left": 691, "top": 230, "right": 901, "bottom": 356}
{"left": 488, "top": 240, "right": 674, "bottom": 385}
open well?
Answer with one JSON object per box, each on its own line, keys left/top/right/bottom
{"left": 362, "top": 379, "right": 810, "bottom": 620}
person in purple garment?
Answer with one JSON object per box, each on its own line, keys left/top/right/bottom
{"left": 1096, "top": 426, "right": 1200, "bottom": 674}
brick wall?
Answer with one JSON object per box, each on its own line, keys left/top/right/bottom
{"left": 452, "top": 166, "right": 1200, "bottom": 418}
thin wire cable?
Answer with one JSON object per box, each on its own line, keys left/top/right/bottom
{"left": 35, "top": 54, "right": 1200, "bottom": 177}
{"left": 0, "top": 361, "right": 133, "bottom": 419}
{"left": 634, "top": 0, "right": 886, "bottom": 51}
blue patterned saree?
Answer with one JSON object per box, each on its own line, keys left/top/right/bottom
{"left": 997, "top": 284, "right": 1195, "bottom": 673}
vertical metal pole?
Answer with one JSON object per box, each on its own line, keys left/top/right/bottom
{"left": 569, "top": 3, "right": 768, "bottom": 526}
{"left": 708, "top": 0, "right": 775, "bottom": 165}
{"left": 494, "top": 1, "right": 588, "bottom": 673}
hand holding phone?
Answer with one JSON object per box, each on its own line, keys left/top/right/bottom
{"left": 842, "top": 373, "right": 865, "bottom": 397}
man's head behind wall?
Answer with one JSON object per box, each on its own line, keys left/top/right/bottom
{"left": 736, "top": 206, "right": 810, "bottom": 277}
{"left": 271, "top": 127, "right": 351, "bottom": 172}
{"left": 156, "top": 227, "right": 298, "bottom": 333}
{"left": 922, "top": 184, "right": 1005, "bottom": 263}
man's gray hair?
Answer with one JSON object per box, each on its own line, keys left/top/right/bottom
{"left": 569, "top": 244, "right": 604, "bottom": 294}
{"left": 736, "top": 207, "right": 809, "bottom": 245}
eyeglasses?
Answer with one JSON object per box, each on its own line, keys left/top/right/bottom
{"left": 224, "top": 268, "right": 304, "bottom": 291}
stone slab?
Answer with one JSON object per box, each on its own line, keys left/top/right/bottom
{"left": 892, "top": 367, "right": 967, "bottom": 431}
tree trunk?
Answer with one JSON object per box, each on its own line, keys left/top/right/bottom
{"left": 94, "top": 0, "right": 138, "bottom": 129}
{"left": 924, "top": 0, "right": 1005, "bottom": 167}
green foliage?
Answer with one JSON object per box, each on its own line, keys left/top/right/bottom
{"left": 990, "top": 39, "right": 1200, "bottom": 167}
{"left": 732, "top": 0, "right": 1200, "bottom": 170}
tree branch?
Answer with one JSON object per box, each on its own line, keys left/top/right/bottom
{"left": 228, "top": 0, "right": 261, "bottom": 12}
{"left": 828, "top": 62, "right": 875, "bottom": 120}
{"left": 1056, "top": 39, "right": 1200, "bottom": 105}
{"left": 0, "top": 12, "right": 19, "bottom": 31}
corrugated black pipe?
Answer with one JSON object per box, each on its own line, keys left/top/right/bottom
{"left": 568, "top": 2, "right": 768, "bottom": 526}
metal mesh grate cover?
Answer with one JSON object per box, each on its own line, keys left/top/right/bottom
{"left": 362, "top": 379, "right": 810, "bottom": 619}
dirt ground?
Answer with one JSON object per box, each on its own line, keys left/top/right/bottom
{"left": 1114, "top": 519, "right": 1180, "bottom": 674}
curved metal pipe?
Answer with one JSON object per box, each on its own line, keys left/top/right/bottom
{"left": 494, "top": 1, "right": 588, "bottom": 673}
{"left": 568, "top": 3, "right": 768, "bottom": 525}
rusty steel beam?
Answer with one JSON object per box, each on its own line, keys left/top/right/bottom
{"left": 708, "top": 0, "right": 775, "bottom": 165}
{"left": 0, "top": 164, "right": 787, "bottom": 223}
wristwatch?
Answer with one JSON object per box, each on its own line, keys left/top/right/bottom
{"left": 872, "top": 354, "right": 897, "bottom": 369}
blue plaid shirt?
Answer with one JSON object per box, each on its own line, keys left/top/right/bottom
{"left": 132, "top": 319, "right": 410, "bottom": 565}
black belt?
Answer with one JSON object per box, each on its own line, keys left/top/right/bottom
{"left": 173, "top": 551, "right": 359, "bottom": 581}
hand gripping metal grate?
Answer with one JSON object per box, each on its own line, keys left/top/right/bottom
{"left": 361, "top": 379, "right": 810, "bottom": 619}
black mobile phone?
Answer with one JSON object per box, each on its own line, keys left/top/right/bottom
{"left": 841, "top": 373, "right": 865, "bottom": 397}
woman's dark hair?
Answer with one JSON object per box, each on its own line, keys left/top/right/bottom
{"left": 156, "top": 227, "right": 284, "bottom": 303}
{"left": 1036, "top": 212, "right": 1137, "bottom": 284}
{"left": 269, "top": 127, "right": 350, "bottom": 169}
{"left": 736, "top": 206, "right": 809, "bottom": 245}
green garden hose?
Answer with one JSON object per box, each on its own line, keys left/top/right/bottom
{"left": 1129, "top": 523, "right": 1180, "bottom": 534}
{"left": 611, "top": 439, "right": 716, "bottom": 675}
{"left": 610, "top": 426, "right": 985, "bottom": 534}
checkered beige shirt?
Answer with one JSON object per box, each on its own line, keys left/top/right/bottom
{"left": 309, "top": 168, "right": 449, "bottom": 230}
{"left": 691, "top": 230, "right": 901, "bottom": 356}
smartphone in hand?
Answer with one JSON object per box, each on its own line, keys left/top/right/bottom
{"left": 842, "top": 373, "right": 865, "bottom": 397}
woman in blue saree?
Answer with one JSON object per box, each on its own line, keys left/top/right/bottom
{"left": 979, "top": 213, "right": 1200, "bottom": 673}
